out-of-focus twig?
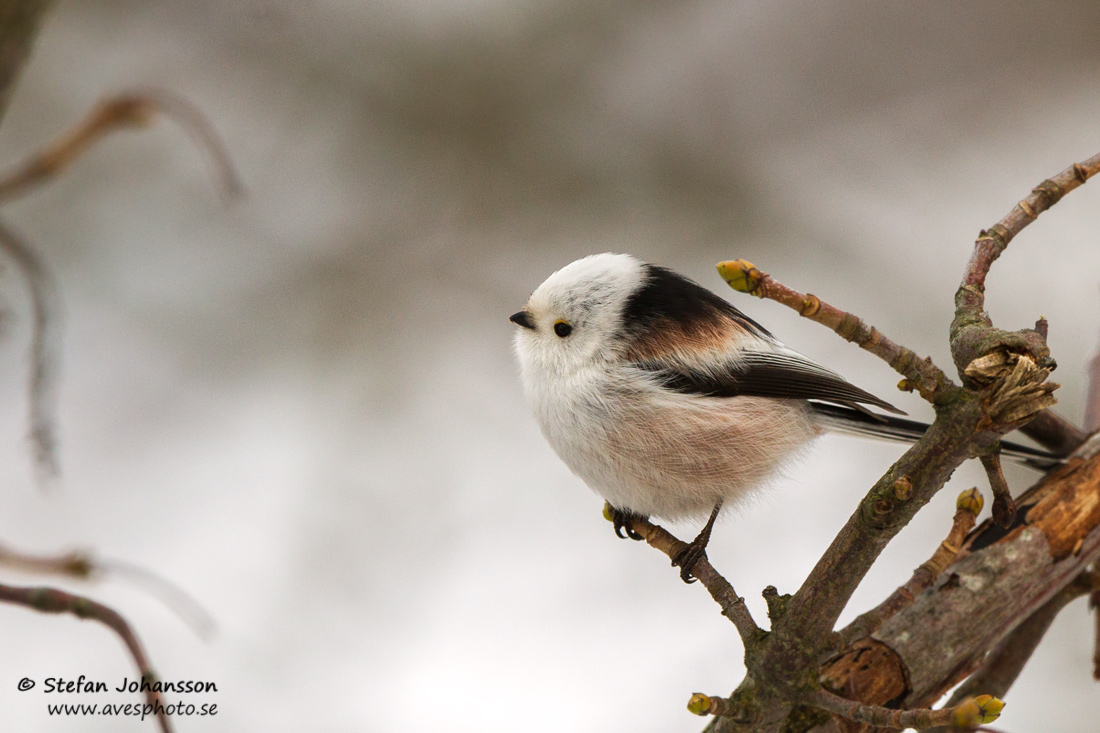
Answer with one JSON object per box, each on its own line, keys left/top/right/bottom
{"left": 101, "top": 558, "right": 216, "bottom": 641}
{"left": 0, "top": 220, "right": 59, "bottom": 484}
{"left": 0, "top": 91, "right": 241, "bottom": 485}
{"left": 0, "top": 583, "right": 172, "bottom": 733}
{"left": 0, "top": 88, "right": 242, "bottom": 203}
{"left": 0, "top": 543, "right": 216, "bottom": 640}
{"left": 1019, "top": 409, "right": 1088, "bottom": 456}
{"left": 0, "top": 1, "right": 53, "bottom": 126}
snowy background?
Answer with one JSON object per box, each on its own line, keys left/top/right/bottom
{"left": 0, "top": 1, "right": 1097, "bottom": 731}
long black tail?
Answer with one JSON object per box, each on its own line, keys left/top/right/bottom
{"left": 810, "top": 403, "right": 1062, "bottom": 470}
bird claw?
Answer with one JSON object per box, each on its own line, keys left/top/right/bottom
{"left": 606, "top": 505, "right": 647, "bottom": 541}
{"left": 672, "top": 540, "right": 707, "bottom": 584}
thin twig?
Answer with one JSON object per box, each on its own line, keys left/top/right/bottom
{"left": 689, "top": 688, "right": 1004, "bottom": 730}
{"left": 835, "top": 488, "right": 982, "bottom": 649}
{"left": 101, "top": 558, "right": 216, "bottom": 640}
{"left": 0, "top": 91, "right": 241, "bottom": 486}
{"left": 0, "top": 88, "right": 242, "bottom": 204}
{"left": 0, "top": 542, "right": 91, "bottom": 577}
{"left": 958, "top": 152, "right": 1100, "bottom": 308}
{"left": 0, "top": 542, "right": 217, "bottom": 640}
{"left": 716, "top": 259, "right": 952, "bottom": 402}
{"left": 0, "top": 583, "right": 172, "bottom": 733}
{"left": 621, "top": 514, "right": 761, "bottom": 645}
{"left": 0, "top": 219, "right": 60, "bottom": 485}
{"left": 979, "top": 453, "right": 1016, "bottom": 528}
{"left": 804, "top": 689, "right": 1003, "bottom": 731}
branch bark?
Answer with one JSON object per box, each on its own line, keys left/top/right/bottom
{"left": 0, "top": 1, "right": 51, "bottom": 125}
{"left": 814, "top": 433, "right": 1100, "bottom": 731}
{"left": 689, "top": 151, "right": 1100, "bottom": 732}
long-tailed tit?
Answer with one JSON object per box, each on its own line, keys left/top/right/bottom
{"left": 510, "top": 253, "right": 1055, "bottom": 581}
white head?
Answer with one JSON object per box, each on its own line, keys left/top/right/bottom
{"left": 510, "top": 254, "right": 648, "bottom": 377}
{"left": 511, "top": 253, "right": 773, "bottom": 381}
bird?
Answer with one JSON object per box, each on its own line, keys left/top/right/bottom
{"left": 510, "top": 253, "right": 1057, "bottom": 582}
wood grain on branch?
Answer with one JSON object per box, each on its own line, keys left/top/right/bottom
{"left": 813, "top": 433, "right": 1100, "bottom": 730}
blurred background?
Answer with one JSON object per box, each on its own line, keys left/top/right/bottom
{"left": 0, "top": 1, "right": 1096, "bottom": 730}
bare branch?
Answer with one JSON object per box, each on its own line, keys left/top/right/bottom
{"left": 813, "top": 434, "right": 1100, "bottom": 725}
{"left": 0, "top": 543, "right": 216, "bottom": 639}
{"left": 0, "top": 541, "right": 91, "bottom": 577}
{"left": 620, "top": 513, "right": 762, "bottom": 645}
{"left": 805, "top": 689, "right": 1002, "bottom": 731}
{"left": 979, "top": 453, "right": 1016, "bottom": 528}
{"left": 716, "top": 259, "right": 951, "bottom": 402}
{"left": 0, "top": 219, "right": 60, "bottom": 484}
{"left": 835, "top": 488, "right": 982, "bottom": 648}
{"left": 958, "top": 152, "right": 1100, "bottom": 305}
{"left": 0, "top": 1, "right": 53, "bottom": 125}
{"left": 0, "top": 584, "right": 172, "bottom": 733}
{"left": 943, "top": 569, "right": 1097, "bottom": 710}
{"left": 0, "top": 88, "right": 243, "bottom": 204}
{"left": 1018, "top": 409, "right": 1087, "bottom": 456}
{"left": 691, "top": 688, "right": 1005, "bottom": 731}
{"left": 952, "top": 153, "right": 1100, "bottom": 387}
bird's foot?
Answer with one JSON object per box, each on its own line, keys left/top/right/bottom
{"left": 671, "top": 502, "right": 722, "bottom": 584}
{"left": 603, "top": 502, "right": 646, "bottom": 541}
{"left": 671, "top": 539, "right": 708, "bottom": 584}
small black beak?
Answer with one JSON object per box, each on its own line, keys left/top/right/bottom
{"left": 509, "top": 311, "right": 535, "bottom": 330}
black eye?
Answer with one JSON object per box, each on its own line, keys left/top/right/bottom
{"left": 553, "top": 321, "right": 573, "bottom": 338}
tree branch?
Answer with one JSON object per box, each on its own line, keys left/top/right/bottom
{"left": 0, "top": 1, "right": 52, "bottom": 126}
{"left": 690, "top": 688, "right": 1005, "bottom": 731}
{"left": 699, "top": 150, "right": 1100, "bottom": 732}
{"left": 834, "top": 489, "right": 981, "bottom": 649}
{"left": 1018, "top": 409, "right": 1087, "bottom": 457}
{"left": 0, "top": 584, "right": 172, "bottom": 733}
{"left": 979, "top": 453, "right": 1016, "bottom": 528}
{"left": 958, "top": 154, "right": 1100, "bottom": 303}
{"left": 941, "top": 569, "right": 1097, "bottom": 709}
{"left": 621, "top": 512, "right": 762, "bottom": 646}
{"left": 0, "top": 88, "right": 242, "bottom": 204}
{"left": 0, "top": 542, "right": 216, "bottom": 639}
{"left": 809, "top": 433, "right": 1100, "bottom": 731}
{"left": 0, "top": 219, "right": 60, "bottom": 483}
{"left": 716, "top": 259, "right": 951, "bottom": 402}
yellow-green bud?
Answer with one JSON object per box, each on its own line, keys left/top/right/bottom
{"left": 956, "top": 488, "right": 984, "bottom": 516}
{"left": 687, "top": 693, "right": 711, "bottom": 716}
{"left": 716, "top": 260, "right": 761, "bottom": 293}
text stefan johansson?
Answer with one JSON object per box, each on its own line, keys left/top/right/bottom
{"left": 42, "top": 676, "right": 217, "bottom": 694}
